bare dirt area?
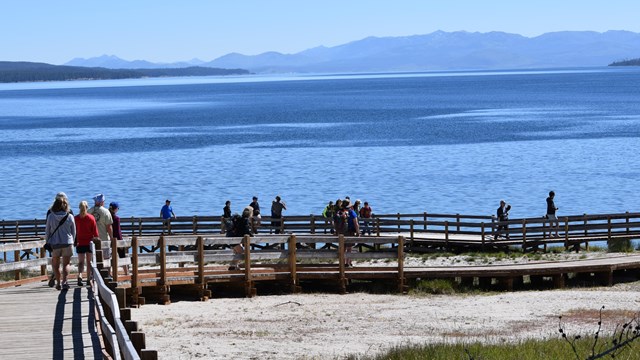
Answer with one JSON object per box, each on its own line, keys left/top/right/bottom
{"left": 132, "top": 281, "right": 640, "bottom": 359}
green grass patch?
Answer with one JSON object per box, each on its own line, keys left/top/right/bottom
{"left": 344, "top": 336, "right": 640, "bottom": 360}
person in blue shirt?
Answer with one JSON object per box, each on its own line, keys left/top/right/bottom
{"left": 160, "top": 199, "right": 176, "bottom": 234}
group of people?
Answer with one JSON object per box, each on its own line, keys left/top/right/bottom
{"left": 493, "top": 191, "right": 560, "bottom": 240}
{"left": 222, "top": 195, "right": 287, "bottom": 235}
{"left": 322, "top": 197, "right": 374, "bottom": 237}
{"left": 45, "top": 192, "right": 127, "bottom": 291}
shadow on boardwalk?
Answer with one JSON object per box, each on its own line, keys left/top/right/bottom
{"left": 0, "top": 281, "right": 103, "bottom": 359}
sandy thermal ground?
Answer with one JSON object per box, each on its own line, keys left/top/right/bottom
{"left": 133, "top": 281, "right": 640, "bottom": 360}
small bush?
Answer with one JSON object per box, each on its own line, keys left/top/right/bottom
{"left": 411, "top": 279, "right": 456, "bottom": 295}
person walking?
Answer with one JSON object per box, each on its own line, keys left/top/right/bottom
{"left": 46, "top": 196, "right": 76, "bottom": 290}
{"left": 74, "top": 200, "right": 98, "bottom": 287}
{"left": 546, "top": 191, "right": 559, "bottom": 237}
{"left": 109, "top": 202, "right": 129, "bottom": 275}
{"left": 271, "top": 195, "right": 287, "bottom": 234}
{"left": 89, "top": 194, "right": 114, "bottom": 261}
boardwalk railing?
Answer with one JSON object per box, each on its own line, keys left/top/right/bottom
{"left": 2, "top": 211, "right": 640, "bottom": 260}
{"left": 96, "top": 233, "right": 406, "bottom": 304}
{"left": 90, "top": 241, "right": 157, "bottom": 360}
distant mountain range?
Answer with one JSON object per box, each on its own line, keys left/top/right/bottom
{"left": 0, "top": 61, "right": 249, "bottom": 83}
{"left": 65, "top": 30, "right": 640, "bottom": 73}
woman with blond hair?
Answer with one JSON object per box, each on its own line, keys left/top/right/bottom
{"left": 46, "top": 196, "right": 76, "bottom": 290}
{"left": 74, "top": 200, "right": 98, "bottom": 286}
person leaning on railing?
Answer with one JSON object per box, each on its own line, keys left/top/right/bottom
{"left": 322, "top": 200, "right": 335, "bottom": 234}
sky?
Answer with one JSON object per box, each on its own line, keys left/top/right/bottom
{"left": 2, "top": 0, "right": 640, "bottom": 65}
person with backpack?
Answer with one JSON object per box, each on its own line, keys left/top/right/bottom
{"left": 46, "top": 196, "right": 76, "bottom": 290}
{"left": 226, "top": 206, "right": 254, "bottom": 270}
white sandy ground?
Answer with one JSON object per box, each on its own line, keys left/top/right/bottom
{"left": 131, "top": 253, "right": 640, "bottom": 360}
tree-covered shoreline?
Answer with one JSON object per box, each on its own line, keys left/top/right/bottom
{"left": 0, "top": 61, "right": 250, "bottom": 83}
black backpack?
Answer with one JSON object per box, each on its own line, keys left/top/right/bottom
{"left": 225, "top": 214, "right": 242, "bottom": 237}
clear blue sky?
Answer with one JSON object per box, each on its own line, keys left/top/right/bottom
{"left": 3, "top": 0, "right": 639, "bottom": 64}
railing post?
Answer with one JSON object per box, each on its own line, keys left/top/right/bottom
{"left": 244, "top": 235, "right": 254, "bottom": 297}
{"left": 159, "top": 235, "right": 166, "bottom": 286}
{"left": 130, "top": 216, "right": 135, "bottom": 237}
{"left": 522, "top": 219, "right": 527, "bottom": 251}
{"left": 376, "top": 218, "right": 381, "bottom": 237}
{"left": 481, "top": 222, "right": 486, "bottom": 249}
{"left": 423, "top": 212, "right": 427, "bottom": 231}
{"left": 397, "top": 213, "right": 401, "bottom": 232}
{"left": 607, "top": 216, "right": 612, "bottom": 244}
{"left": 583, "top": 213, "right": 589, "bottom": 250}
{"left": 397, "top": 235, "right": 405, "bottom": 293}
{"left": 40, "top": 243, "right": 47, "bottom": 276}
{"left": 409, "top": 219, "right": 414, "bottom": 243}
{"left": 14, "top": 222, "right": 21, "bottom": 281}
{"left": 132, "top": 236, "right": 140, "bottom": 305}
{"left": 193, "top": 216, "right": 198, "bottom": 234}
{"left": 197, "top": 236, "right": 204, "bottom": 286}
{"left": 288, "top": 234, "right": 298, "bottom": 292}
{"left": 338, "top": 234, "right": 346, "bottom": 294}
{"left": 444, "top": 221, "right": 449, "bottom": 250}
{"left": 564, "top": 217, "right": 570, "bottom": 251}
{"left": 456, "top": 213, "right": 461, "bottom": 232}
{"left": 310, "top": 214, "right": 315, "bottom": 234}
{"left": 112, "top": 235, "right": 119, "bottom": 281}
{"left": 138, "top": 218, "right": 143, "bottom": 236}
{"left": 626, "top": 211, "right": 630, "bottom": 234}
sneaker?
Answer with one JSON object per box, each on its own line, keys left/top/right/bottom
{"left": 48, "top": 276, "right": 55, "bottom": 288}
{"left": 62, "top": 282, "right": 70, "bottom": 290}
{"left": 77, "top": 277, "right": 84, "bottom": 287}
{"left": 55, "top": 284, "right": 61, "bottom": 291}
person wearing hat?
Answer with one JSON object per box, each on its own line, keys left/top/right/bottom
{"left": 88, "top": 193, "right": 114, "bottom": 262}
{"left": 109, "top": 202, "right": 129, "bottom": 275}
{"left": 249, "top": 196, "right": 261, "bottom": 234}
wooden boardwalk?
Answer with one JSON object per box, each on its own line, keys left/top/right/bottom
{"left": 0, "top": 281, "right": 104, "bottom": 360}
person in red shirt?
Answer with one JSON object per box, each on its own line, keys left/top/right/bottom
{"left": 74, "top": 200, "right": 99, "bottom": 286}
{"left": 359, "top": 201, "right": 373, "bottom": 236}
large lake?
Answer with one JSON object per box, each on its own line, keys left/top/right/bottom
{"left": 1, "top": 68, "right": 639, "bottom": 220}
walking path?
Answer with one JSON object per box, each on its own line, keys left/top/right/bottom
{"left": 0, "top": 281, "right": 103, "bottom": 359}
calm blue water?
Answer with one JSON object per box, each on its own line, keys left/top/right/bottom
{"left": 1, "top": 68, "right": 640, "bottom": 221}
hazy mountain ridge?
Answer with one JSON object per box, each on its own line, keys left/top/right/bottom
{"left": 65, "top": 30, "right": 640, "bottom": 73}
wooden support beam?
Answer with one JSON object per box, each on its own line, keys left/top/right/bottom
{"left": 125, "top": 320, "right": 139, "bottom": 335}
{"left": 338, "top": 235, "right": 346, "bottom": 294}
{"left": 598, "top": 270, "right": 614, "bottom": 286}
{"left": 141, "top": 350, "right": 158, "bottom": 360}
{"left": 553, "top": 274, "right": 565, "bottom": 289}
{"left": 159, "top": 235, "right": 166, "bottom": 286}
{"left": 131, "top": 331, "right": 146, "bottom": 356}
{"left": 289, "top": 234, "right": 299, "bottom": 293}
{"left": 243, "top": 235, "right": 255, "bottom": 297}
{"left": 132, "top": 236, "right": 140, "bottom": 305}
{"left": 397, "top": 235, "right": 406, "bottom": 293}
